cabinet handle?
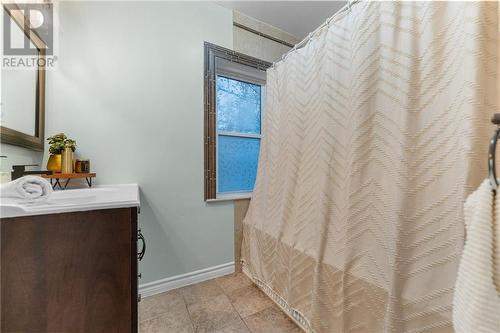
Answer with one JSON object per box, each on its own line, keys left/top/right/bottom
{"left": 138, "top": 230, "right": 146, "bottom": 261}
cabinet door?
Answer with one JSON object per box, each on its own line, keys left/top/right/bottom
{"left": 1, "top": 208, "right": 134, "bottom": 333}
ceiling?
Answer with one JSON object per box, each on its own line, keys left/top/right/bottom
{"left": 216, "top": 1, "right": 347, "bottom": 39}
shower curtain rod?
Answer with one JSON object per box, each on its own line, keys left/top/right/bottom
{"left": 271, "top": 0, "right": 361, "bottom": 69}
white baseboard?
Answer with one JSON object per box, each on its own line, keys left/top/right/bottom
{"left": 139, "top": 262, "right": 235, "bottom": 298}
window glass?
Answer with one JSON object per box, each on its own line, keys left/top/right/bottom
{"left": 216, "top": 76, "right": 261, "bottom": 134}
{"left": 217, "top": 135, "right": 260, "bottom": 193}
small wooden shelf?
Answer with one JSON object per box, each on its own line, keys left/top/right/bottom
{"left": 42, "top": 172, "right": 96, "bottom": 190}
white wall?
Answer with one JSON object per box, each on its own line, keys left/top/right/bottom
{"left": 45, "top": 1, "right": 234, "bottom": 284}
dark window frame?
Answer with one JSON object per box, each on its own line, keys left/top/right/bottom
{"left": 204, "top": 42, "right": 271, "bottom": 201}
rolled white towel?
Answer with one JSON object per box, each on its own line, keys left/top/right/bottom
{"left": 0, "top": 176, "right": 53, "bottom": 203}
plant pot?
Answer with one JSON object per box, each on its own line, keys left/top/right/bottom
{"left": 47, "top": 154, "right": 62, "bottom": 173}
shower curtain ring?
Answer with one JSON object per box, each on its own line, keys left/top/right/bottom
{"left": 488, "top": 114, "right": 500, "bottom": 190}
{"left": 307, "top": 32, "right": 313, "bottom": 44}
{"left": 327, "top": 16, "right": 333, "bottom": 27}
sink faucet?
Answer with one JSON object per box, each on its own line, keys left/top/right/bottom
{"left": 11, "top": 165, "right": 53, "bottom": 181}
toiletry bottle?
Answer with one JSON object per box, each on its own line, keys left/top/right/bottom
{"left": 61, "top": 144, "right": 73, "bottom": 174}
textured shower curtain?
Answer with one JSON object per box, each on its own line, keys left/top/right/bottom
{"left": 241, "top": 2, "right": 499, "bottom": 333}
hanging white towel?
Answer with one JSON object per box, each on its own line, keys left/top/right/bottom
{"left": 0, "top": 176, "right": 53, "bottom": 203}
{"left": 453, "top": 179, "right": 500, "bottom": 333}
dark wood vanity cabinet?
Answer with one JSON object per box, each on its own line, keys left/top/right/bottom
{"left": 1, "top": 207, "right": 139, "bottom": 333}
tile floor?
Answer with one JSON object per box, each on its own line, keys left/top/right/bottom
{"left": 139, "top": 272, "right": 303, "bottom": 333}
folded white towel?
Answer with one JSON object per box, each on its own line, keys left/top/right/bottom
{"left": 0, "top": 176, "right": 53, "bottom": 203}
{"left": 453, "top": 179, "right": 500, "bottom": 333}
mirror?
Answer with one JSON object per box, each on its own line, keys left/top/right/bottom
{"left": 2, "top": 65, "right": 37, "bottom": 137}
{"left": 0, "top": 5, "right": 46, "bottom": 151}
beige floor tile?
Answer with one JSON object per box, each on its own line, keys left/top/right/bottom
{"left": 180, "top": 279, "right": 224, "bottom": 306}
{"left": 139, "top": 278, "right": 301, "bottom": 333}
{"left": 215, "top": 273, "right": 253, "bottom": 294}
{"left": 187, "top": 294, "right": 242, "bottom": 333}
{"left": 227, "top": 285, "right": 274, "bottom": 318}
{"left": 244, "top": 305, "right": 302, "bottom": 333}
{"left": 212, "top": 318, "right": 251, "bottom": 333}
{"left": 139, "top": 289, "right": 187, "bottom": 323}
{"left": 139, "top": 312, "right": 195, "bottom": 333}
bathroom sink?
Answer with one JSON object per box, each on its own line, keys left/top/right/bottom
{"left": 0, "top": 184, "right": 140, "bottom": 218}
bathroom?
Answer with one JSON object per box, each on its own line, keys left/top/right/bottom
{"left": 0, "top": 1, "right": 499, "bottom": 333}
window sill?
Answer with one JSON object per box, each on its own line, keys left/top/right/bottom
{"left": 206, "top": 192, "right": 252, "bottom": 202}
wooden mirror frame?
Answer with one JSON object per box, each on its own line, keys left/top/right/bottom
{"left": 0, "top": 4, "right": 46, "bottom": 151}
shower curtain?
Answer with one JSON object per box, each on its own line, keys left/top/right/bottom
{"left": 241, "top": 2, "right": 499, "bottom": 333}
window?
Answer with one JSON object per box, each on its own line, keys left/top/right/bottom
{"left": 204, "top": 42, "right": 271, "bottom": 201}
{"left": 217, "top": 76, "right": 262, "bottom": 193}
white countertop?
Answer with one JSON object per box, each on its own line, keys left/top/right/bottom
{"left": 0, "top": 184, "right": 140, "bottom": 218}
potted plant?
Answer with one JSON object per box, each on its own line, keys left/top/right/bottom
{"left": 47, "top": 133, "right": 77, "bottom": 172}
